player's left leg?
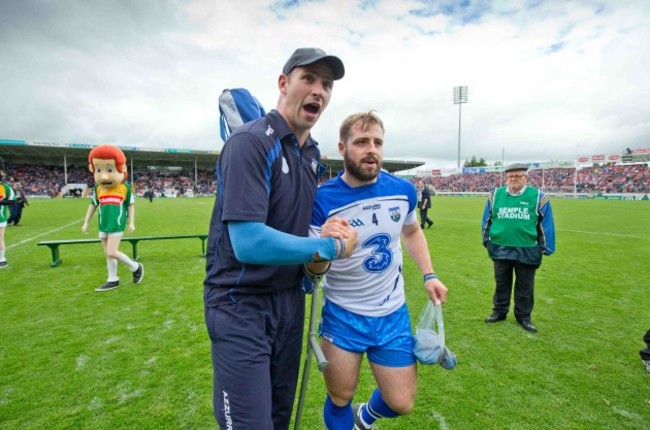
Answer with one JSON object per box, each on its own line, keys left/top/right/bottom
{"left": 357, "top": 304, "right": 417, "bottom": 429}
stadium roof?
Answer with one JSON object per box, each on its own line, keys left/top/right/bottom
{"left": 0, "top": 139, "right": 424, "bottom": 173}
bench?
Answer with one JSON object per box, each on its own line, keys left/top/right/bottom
{"left": 37, "top": 234, "right": 209, "bottom": 267}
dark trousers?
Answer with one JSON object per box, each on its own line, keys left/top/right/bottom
{"left": 419, "top": 208, "right": 433, "bottom": 228}
{"left": 205, "top": 286, "right": 305, "bottom": 430}
{"left": 7, "top": 205, "right": 22, "bottom": 225}
{"left": 492, "top": 259, "right": 537, "bottom": 322}
{"left": 641, "top": 329, "right": 650, "bottom": 360}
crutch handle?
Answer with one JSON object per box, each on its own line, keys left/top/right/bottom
{"left": 309, "top": 334, "right": 328, "bottom": 371}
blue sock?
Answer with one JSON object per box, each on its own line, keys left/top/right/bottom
{"left": 360, "top": 388, "right": 399, "bottom": 426}
{"left": 323, "top": 394, "right": 352, "bottom": 430}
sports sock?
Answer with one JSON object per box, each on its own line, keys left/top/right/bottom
{"left": 0, "top": 249, "right": 5, "bottom": 261}
{"left": 323, "top": 394, "right": 352, "bottom": 430}
{"left": 106, "top": 258, "right": 119, "bottom": 281}
{"left": 116, "top": 252, "right": 139, "bottom": 271}
{"left": 361, "top": 388, "right": 399, "bottom": 426}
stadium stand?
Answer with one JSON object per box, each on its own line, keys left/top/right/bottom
{"left": 415, "top": 164, "right": 649, "bottom": 195}
{"left": 2, "top": 162, "right": 649, "bottom": 197}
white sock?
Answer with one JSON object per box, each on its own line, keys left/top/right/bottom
{"left": 106, "top": 258, "right": 119, "bottom": 281}
{"left": 116, "top": 252, "right": 139, "bottom": 271}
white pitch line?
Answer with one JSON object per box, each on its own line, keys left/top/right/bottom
{"left": 558, "top": 228, "right": 649, "bottom": 239}
{"left": 6, "top": 218, "right": 85, "bottom": 249}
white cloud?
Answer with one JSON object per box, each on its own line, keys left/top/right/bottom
{"left": 1, "top": 0, "right": 649, "bottom": 169}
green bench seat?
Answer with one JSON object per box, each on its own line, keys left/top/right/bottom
{"left": 37, "top": 234, "right": 208, "bottom": 267}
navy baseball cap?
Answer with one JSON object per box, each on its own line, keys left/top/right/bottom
{"left": 282, "top": 47, "right": 345, "bottom": 80}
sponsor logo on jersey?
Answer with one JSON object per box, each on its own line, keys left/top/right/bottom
{"left": 99, "top": 196, "right": 124, "bottom": 205}
{"left": 265, "top": 125, "right": 274, "bottom": 136}
{"left": 362, "top": 203, "right": 381, "bottom": 211}
{"left": 311, "top": 159, "right": 318, "bottom": 174}
{"left": 389, "top": 207, "right": 401, "bottom": 222}
{"left": 349, "top": 218, "right": 365, "bottom": 227}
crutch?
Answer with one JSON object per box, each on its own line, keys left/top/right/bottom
{"left": 294, "top": 275, "right": 328, "bottom": 430}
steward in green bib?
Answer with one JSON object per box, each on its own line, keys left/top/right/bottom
{"left": 481, "top": 163, "right": 556, "bottom": 333}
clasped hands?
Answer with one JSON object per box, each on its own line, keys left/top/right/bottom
{"left": 320, "top": 216, "right": 358, "bottom": 259}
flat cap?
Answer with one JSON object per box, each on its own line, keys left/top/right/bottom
{"left": 505, "top": 163, "right": 529, "bottom": 172}
{"left": 282, "top": 47, "right": 345, "bottom": 80}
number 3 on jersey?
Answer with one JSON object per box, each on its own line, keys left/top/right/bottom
{"left": 362, "top": 233, "right": 392, "bottom": 273}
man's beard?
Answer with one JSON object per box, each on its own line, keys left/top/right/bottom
{"left": 343, "top": 153, "right": 382, "bottom": 183}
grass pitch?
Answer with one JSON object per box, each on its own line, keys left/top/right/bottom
{"left": 1, "top": 196, "right": 648, "bottom": 429}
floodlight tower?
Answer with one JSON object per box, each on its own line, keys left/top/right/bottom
{"left": 453, "top": 86, "right": 468, "bottom": 168}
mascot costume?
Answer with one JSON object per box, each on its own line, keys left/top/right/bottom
{"left": 82, "top": 145, "right": 144, "bottom": 291}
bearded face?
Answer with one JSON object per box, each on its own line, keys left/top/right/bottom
{"left": 339, "top": 122, "right": 384, "bottom": 186}
{"left": 343, "top": 149, "right": 382, "bottom": 183}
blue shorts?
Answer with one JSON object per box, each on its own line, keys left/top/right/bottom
{"left": 319, "top": 300, "right": 416, "bottom": 367}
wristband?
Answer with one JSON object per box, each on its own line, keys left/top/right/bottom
{"left": 337, "top": 237, "right": 346, "bottom": 260}
{"left": 423, "top": 273, "right": 438, "bottom": 282}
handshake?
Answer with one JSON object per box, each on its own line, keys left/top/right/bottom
{"left": 320, "top": 216, "right": 358, "bottom": 260}
{"left": 305, "top": 217, "right": 358, "bottom": 281}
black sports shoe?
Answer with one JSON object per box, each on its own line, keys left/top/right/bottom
{"left": 133, "top": 263, "right": 144, "bottom": 284}
{"left": 518, "top": 320, "right": 538, "bottom": 333}
{"left": 95, "top": 280, "right": 119, "bottom": 292}
{"left": 0, "top": 261, "right": 8, "bottom": 269}
{"left": 485, "top": 313, "right": 507, "bottom": 323}
{"left": 353, "top": 403, "right": 372, "bottom": 430}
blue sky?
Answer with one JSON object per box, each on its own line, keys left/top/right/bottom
{"left": 1, "top": 0, "right": 649, "bottom": 170}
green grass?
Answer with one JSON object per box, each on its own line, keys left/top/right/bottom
{"left": 1, "top": 197, "right": 649, "bottom": 429}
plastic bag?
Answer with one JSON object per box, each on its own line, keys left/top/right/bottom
{"left": 413, "top": 301, "right": 457, "bottom": 369}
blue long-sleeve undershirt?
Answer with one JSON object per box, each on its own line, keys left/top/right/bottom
{"left": 228, "top": 221, "right": 337, "bottom": 265}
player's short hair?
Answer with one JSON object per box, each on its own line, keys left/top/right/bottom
{"left": 339, "top": 110, "right": 384, "bottom": 144}
{"left": 88, "top": 145, "right": 128, "bottom": 178}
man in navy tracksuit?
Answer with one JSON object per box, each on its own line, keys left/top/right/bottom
{"left": 204, "top": 48, "right": 357, "bottom": 430}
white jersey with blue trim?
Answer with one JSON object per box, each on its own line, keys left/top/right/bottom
{"left": 309, "top": 171, "right": 418, "bottom": 317}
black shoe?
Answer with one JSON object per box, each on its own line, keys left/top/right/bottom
{"left": 518, "top": 320, "right": 538, "bottom": 333}
{"left": 485, "top": 313, "right": 506, "bottom": 323}
{"left": 0, "top": 261, "right": 8, "bottom": 269}
{"left": 420, "top": 225, "right": 425, "bottom": 229}
{"left": 427, "top": 221, "right": 433, "bottom": 228}
{"left": 132, "top": 263, "right": 144, "bottom": 284}
{"left": 95, "top": 280, "right": 119, "bottom": 292}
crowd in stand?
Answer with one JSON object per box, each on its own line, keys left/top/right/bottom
{"left": 3, "top": 163, "right": 218, "bottom": 197}
{"left": 3, "top": 162, "right": 649, "bottom": 197}
{"left": 419, "top": 164, "right": 649, "bottom": 194}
